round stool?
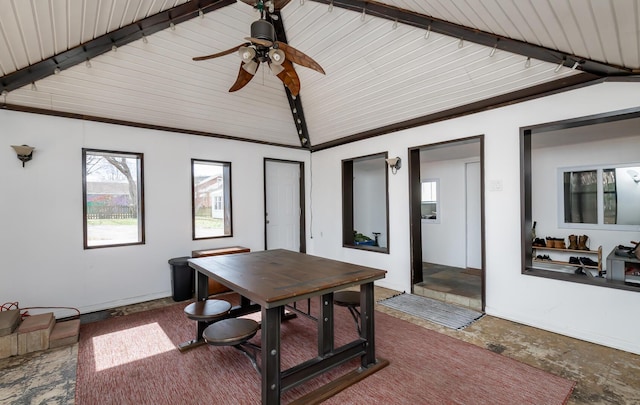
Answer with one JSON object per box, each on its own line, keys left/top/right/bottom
{"left": 334, "top": 291, "right": 361, "bottom": 334}
{"left": 184, "top": 299, "right": 232, "bottom": 322}
{"left": 203, "top": 318, "right": 261, "bottom": 373}
{"left": 203, "top": 318, "right": 259, "bottom": 346}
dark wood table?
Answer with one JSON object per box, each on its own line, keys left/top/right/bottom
{"left": 188, "top": 249, "right": 388, "bottom": 404}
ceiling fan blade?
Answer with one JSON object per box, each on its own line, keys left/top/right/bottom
{"left": 276, "top": 42, "right": 325, "bottom": 75}
{"left": 276, "top": 59, "right": 300, "bottom": 96}
{"left": 272, "top": 0, "right": 292, "bottom": 9}
{"left": 193, "top": 44, "right": 248, "bottom": 61}
{"left": 245, "top": 36, "right": 273, "bottom": 47}
{"left": 229, "top": 62, "right": 258, "bottom": 92}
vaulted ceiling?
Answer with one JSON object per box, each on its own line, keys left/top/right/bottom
{"left": 1, "top": 0, "right": 638, "bottom": 150}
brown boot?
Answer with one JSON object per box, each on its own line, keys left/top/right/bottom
{"left": 568, "top": 235, "right": 578, "bottom": 250}
{"left": 578, "top": 235, "right": 589, "bottom": 250}
{"left": 555, "top": 238, "right": 566, "bottom": 249}
{"left": 546, "top": 237, "right": 554, "bottom": 248}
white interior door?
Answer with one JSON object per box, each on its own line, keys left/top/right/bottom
{"left": 265, "top": 160, "right": 301, "bottom": 251}
{"left": 466, "top": 161, "right": 482, "bottom": 269}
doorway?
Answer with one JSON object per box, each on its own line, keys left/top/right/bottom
{"left": 264, "top": 159, "right": 306, "bottom": 252}
{"left": 408, "top": 137, "right": 485, "bottom": 311}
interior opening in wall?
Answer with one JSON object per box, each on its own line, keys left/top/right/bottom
{"left": 342, "top": 152, "right": 389, "bottom": 253}
{"left": 521, "top": 109, "right": 640, "bottom": 291}
{"left": 408, "top": 137, "right": 485, "bottom": 312}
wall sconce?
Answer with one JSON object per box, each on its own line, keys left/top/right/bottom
{"left": 11, "top": 145, "right": 35, "bottom": 167}
{"left": 386, "top": 157, "right": 401, "bottom": 174}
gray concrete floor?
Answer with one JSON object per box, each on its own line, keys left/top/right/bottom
{"left": 1, "top": 288, "right": 639, "bottom": 404}
{"left": 414, "top": 262, "right": 483, "bottom": 311}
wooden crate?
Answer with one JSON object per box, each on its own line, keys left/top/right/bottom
{"left": 191, "top": 246, "right": 250, "bottom": 295}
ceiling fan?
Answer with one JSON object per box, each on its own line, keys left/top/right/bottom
{"left": 192, "top": 0, "right": 325, "bottom": 96}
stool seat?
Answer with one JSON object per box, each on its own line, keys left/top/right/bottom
{"left": 203, "top": 318, "right": 259, "bottom": 346}
{"left": 184, "top": 299, "right": 232, "bottom": 322}
{"left": 334, "top": 290, "right": 360, "bottom": 307}
{"left": 334, "top": 290, "right": 361, "bottom": 334}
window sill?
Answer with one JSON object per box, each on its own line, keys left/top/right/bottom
{"left": 344, "top": 244, "right": 388, "bottom": 254}
{"left": 523, "top": 267, "right": 640, "bottom": 293}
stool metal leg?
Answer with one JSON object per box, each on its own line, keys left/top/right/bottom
{"left": 346, "top": 305, "right": 361, "bottom": 335}
{"left": 235, "top": 342, "right": 261, "bottom": 373}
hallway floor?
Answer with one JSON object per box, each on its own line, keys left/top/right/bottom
{"left": 414, "top": 262, "right": 483, "bottom": 311}
{"left": 1, "top": 287, "right": 639, "bottom": 404}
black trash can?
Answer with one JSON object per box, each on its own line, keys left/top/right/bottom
{"left": 168, "top": 256, "right": 194, "bottom": 302}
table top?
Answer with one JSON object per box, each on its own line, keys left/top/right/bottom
{"left": 189, "top": 249, "right": 386, "bottom": 308}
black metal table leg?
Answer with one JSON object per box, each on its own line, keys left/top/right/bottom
{"left": 262, "top": 306, "right": 282, "bottom": 405}
{"left": 318, "top": 293, "right": 334, "bottom": 356}
{"left": 360, "top": 282, "right": 376, "bottom": 367}
{"left": 177, "top": 269, "right": 210, "bottom": 351}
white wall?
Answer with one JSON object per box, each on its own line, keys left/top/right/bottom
{"left": 0, "top": 110, "right": 310, "bottom": 317}
{"left": 309, "top": 81, "right": 640, "bottom": 354}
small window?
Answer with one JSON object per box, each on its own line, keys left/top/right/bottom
{"left": 192, "top": 159, "right": 232, "bottom": 239}
{"left": 421, "top": 179, "right": 439, "bottom": 222}
{"left": 560, "top": 164, "right": 640, "bottom": 230}
{"left": 83, "top": 149, "right": 144, "bottom": 248}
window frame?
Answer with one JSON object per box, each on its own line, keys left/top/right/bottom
{"left": 341, "top": 152, "right": 390, "bottom": 253}
{"left": 82, "top": 148, "right": 145, "bottom": 249}
{"left": 191, "top": 159, "right": 233, "bottom": 240}
{"left": 520, "top": 107, "right": 640, "bottom": 293}
{"left": 421, "top": 178, "right": 440, "bottom": 223}
{"left": 558, "top": 163, "right": 640, "bottom": 232}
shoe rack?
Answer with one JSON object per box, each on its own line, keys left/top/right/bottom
{"left": 533, "top": 245, "right": 603, "bottom": 276}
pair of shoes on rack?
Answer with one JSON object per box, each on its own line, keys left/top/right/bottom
{"left": 579, "top": 257, "right": 598, "bottom": 267}
{"left": 536, "top": 254, "right": 551, "bottom": 261}
{"left": 570, "top": 234, "right": 590, "bottom": 250}
{"left": 545, "top": 237, "right": 566, "bottom": 249}
{"left": 532, "top": 238, "right": 546, "bottom": 247}
{"left": 569, "top": 257, "right": 581, "bottom": 265}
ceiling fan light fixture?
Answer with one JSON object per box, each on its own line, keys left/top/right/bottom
{"left": 250, "top": 19, "right": 275, "bottom": 44}
{"left": 269, "top": 63, "right": 284, "bottom": 75}
{"left": 268, "top": 48, "right": 285, "bottom": 65}
{"left": 242, "top": 60, "right": 259, "bottom": 75}
{"left": 239, "top": 46, "right": 256, "bottom": 62}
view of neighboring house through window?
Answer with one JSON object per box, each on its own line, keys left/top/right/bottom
{"left": 83, "top": 149, "right": 144, "bottom": 248}
{"left": 192, "top": 159, "right": 232, "bottom": 239}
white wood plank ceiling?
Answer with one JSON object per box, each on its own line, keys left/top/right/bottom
{"left": 1, "top": 0, "right": 638, "bottom": 149}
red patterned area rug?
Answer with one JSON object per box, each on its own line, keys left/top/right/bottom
{"left": 76, "top": 298, "right": 575, "bottom": 405}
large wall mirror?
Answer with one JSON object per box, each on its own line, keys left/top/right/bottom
{"left": 342, "top": 152, "right": 389, "bottom": 253}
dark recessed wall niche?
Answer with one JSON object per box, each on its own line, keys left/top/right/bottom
{"left": 520, "top": 107, "right": 640, "bottom": 292}
{"left": 342, "top": 152, "right": 390, "bottom": 253}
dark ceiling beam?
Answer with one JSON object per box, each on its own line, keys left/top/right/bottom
{"left": 311, "top": 0, "right": 636, "bottom": 76}
{"left": 0, "top": 102, "right": 308, "bottom": 150}
{"left": 270, "top": 10, "right": 312, "bottom": 149}
{"left": 0, "top": 0, "right": 236, "bottom": 93}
